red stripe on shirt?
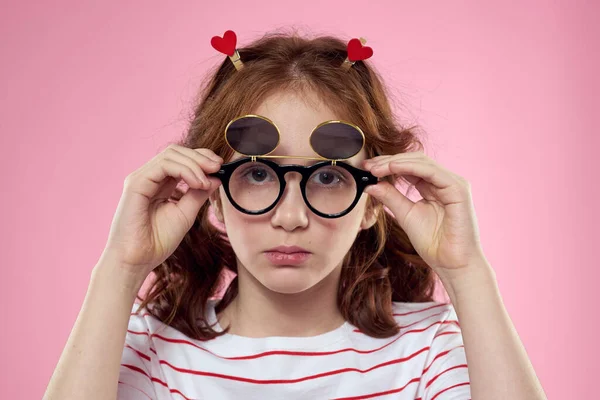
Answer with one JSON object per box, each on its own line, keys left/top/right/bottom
{"left": 353, "top": 319, "right": 458, "bottom": 334}
{"left": 121, "top": 364, "right": 194, "bottom": 400}
{"left": 126, "top": 319, "right": 458, "bottom": 362}
{"left": 398, "top": 310, "right": 448, "bottom": 329}
{"left": 127, "top": 319, "right": 452, "bottom": 362}
{"left": 426, "top": 364, "right": 469, "bottom": 389}
{"left": 118, "top": 380, "right": 153, "bottom": 400}
{"left": 422, "top": 344, "right": 465, "bottom": 376}
{"left": 331, "top": 376, "right": 422, "bottom": 399}
{"left": 155, "top": 345, "right": 432, "bottom": 384}
{"left": 132, "top": 303, "right": 451, "bottom": 320}
{"left": 125, "top": 344, "right": 151, "bottom": 362}
{"left": 393, "top": 303, "right": 451, "bottom": 317}
{"left": 431, "top": 382, "right": 470, "bottom": 400}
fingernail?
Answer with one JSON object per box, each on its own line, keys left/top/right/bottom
{"left": 365, "top": 185, "right": 377, "bottom": 194}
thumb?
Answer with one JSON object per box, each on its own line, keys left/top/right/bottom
{"left": 364, "top": 181, "right": 414, "bottom": 223}
{"left": 176, "top": 178, "right": 222, "bottom": 222}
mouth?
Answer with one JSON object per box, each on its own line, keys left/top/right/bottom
{"left": 266, "top": 245, "right": 310, "bottom": 254}
{"left": 263, "top": 246, "right": 312, "bottom": 266}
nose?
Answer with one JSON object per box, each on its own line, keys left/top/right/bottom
{"left": 270, "top": 172, "right": 309, "bottom": 231}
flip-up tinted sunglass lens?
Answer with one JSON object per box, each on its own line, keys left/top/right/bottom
{"left": 225, "top": 116, "right": 279, "bottom": 156}
{"left": 310, "top": 122, "right": 364, "bottom": 159}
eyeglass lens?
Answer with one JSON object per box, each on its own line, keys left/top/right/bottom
{"left": 229, "top": 161, "right": 358, "bottom": 215}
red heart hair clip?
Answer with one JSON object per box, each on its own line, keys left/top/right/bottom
{"left": 211, "top": 30, "right": 244, "bottom": 70}
{"left": 210, "top": 31, "right": 373, "bottom": 72}
{"left": 341, "top": 37, "right": 373, "bottom": 71}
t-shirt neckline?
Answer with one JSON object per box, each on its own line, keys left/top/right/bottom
{"left": 205, "top": 298, "right": 352, "bottom": 350}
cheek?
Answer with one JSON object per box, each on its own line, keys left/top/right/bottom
{"left": 220, "top": 197, "right": 266, "bottom": 248}
{"left": 340, "top": 195, "right": 369, "bottom": 228}
{"left": 313, "top": 203, "right": 368, "bottom": 251}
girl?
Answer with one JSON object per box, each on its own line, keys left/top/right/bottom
{"left": 44, "top": 31, "right": 546, "bottom": 399}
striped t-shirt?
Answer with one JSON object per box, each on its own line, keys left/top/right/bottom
{"left": 118, "top": 298, "right": 471, "bottom": 399}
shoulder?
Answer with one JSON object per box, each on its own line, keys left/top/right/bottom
{"left": 129, "top": 301, "right": 152, "bottom": 325}
{"left": 127, "top": 301, "right": 171, "bottom": 337}
{"left": 391, "top": 301, "right": 460, "bottom": 333}
{"left": 128, "top": 300, "right": 215, "bottom": 338}
{"left": 392, "top": 302, "right": 471, "bottom": 398}
{"left": 391, "top": 300, "right": 456, "bottom": 319}
{"left": 126, "top": 302, "right": 154, "bottom": 342}
{"left": 349, "top": 301, "right": 459, "bottom": 339}
{"left": 124, "top": 302, "right": 179, "bottom": 359}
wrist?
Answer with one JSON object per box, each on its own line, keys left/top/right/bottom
{"left": 92, "top": 253, "right": 148, "bottom": 298}
{"left": 437, "top": 258, "right": 498, "bottom": 304}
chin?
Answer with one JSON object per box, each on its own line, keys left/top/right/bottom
{"left": 246, "top": 260, "right": 323, "bottom": 294}
{"left": 259, "top": 269, "right": 318, "bottom": 294}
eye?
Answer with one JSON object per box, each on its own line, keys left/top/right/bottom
{"left": 241, "top": 165, "right": 275, "bottom": 185}
{"left": 310, "top": 168, "right": 347, "bottom": 187}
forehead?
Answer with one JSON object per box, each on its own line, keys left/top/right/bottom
{"left": 252, "top": 89, "right": 339, "bottom": 141}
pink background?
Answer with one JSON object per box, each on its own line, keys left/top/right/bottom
{"left": 1, "top": 1, "right": 597, "bottom": 398}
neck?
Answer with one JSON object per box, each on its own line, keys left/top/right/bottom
{"left": 216, "top": 261, "right": 346, "bottom": 338}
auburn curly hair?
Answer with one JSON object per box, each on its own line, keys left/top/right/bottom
{"left": 135, "top": 29, "right": 444, "bottom": 340}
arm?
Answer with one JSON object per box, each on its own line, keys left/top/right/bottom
{"left": 439, "top": 258, "right": 547, "bottom": 400}
{"left": 43, "top": 254, "right": 147, "bottom": 400}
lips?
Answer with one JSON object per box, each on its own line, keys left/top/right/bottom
{"left": 263, "top": 246, "right": 312, "bottom": 266}
{"left": 265, "top": 245, "right": 311, "bottom": 254}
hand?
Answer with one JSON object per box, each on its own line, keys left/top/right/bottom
{"left": 100, "top": 144, "right": 223, "bottom": 280}
{"left": 363, "top": 151, "right": 487, "bottom": 278}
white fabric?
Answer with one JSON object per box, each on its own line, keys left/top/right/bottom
{"left": 118, "top": 298, "right": 471, "bottom": 399}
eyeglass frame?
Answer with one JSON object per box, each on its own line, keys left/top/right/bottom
{"left": 207, "top": 114, "right": 379, "bottom": 218}
{"left": 208, "top": 114, "right": 379, "bottom": 218}
{"left": 208, "top": 156, "right": 379, "bottom": 218}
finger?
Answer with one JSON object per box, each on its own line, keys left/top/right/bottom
{"left": 166, "top": 144, "right": 223, "bottom": 163}
{"left": 398, "top": 174, "right": 421, "bottom": 186}
{"left": 160, "top": 150, "right": 224, "bottom": 210}
{"left": 176, "top": 181, "right": 221, "bottom": 222}
{"left": 367, "top": 154, "right": 392, "bottom": 163}
{"left": 363, "top": 155, "right": 392, "bottom": 165}
{"left": 364, "top": 151, "right": 425, "bottom": 165}
{"left": 364, "top": 181, "right": 414, "bottom": 223}
{"left": 368, "top": 159, "right": 454, "bottom": 190}
{"left": 127, "top": 158, "right": 207, "bottom": 200}
{"left": 154, "top": 176, "right": 180, "bottom": 202}
{"left": 368, "top": 153, "right": 423, "bottom": 168}
{"left": 363, "top": 153, "right": 424, "bottom": 170}
{"left": 164, "top": 147, "right": 222, "bottom": 186}
{"left": 193, "top": 148, "right": 224, "bottom": 163}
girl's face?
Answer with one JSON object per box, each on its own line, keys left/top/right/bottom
{"left": 212, "top": 90, "right": 377, "bottom": 294}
